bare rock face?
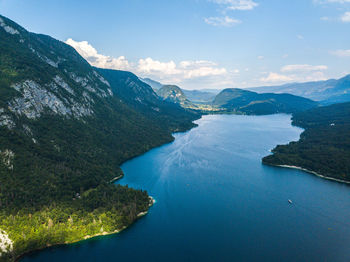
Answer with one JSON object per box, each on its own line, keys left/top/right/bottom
{"left": 0, "top": 150, "right": 15, "bottom": 170}
{"left": 29, "top": 45, "right": 59, "bottom": 68}
{"left": 0, "top": 109, "right": 15, "bottom": 129}
{"left": 8, "top": 80, "right": 93, "bottom": 119}
{"left": 0, "top": 17, "right": 19, "bottom": 35}
{"left": 0, "top": 14, "right": 116, "bottom": 132}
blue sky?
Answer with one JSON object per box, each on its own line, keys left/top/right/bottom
{"left": 1, "top": 0, "right": 350, "bottom": 90}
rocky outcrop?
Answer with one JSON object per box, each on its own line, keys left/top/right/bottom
{"left": 9, "top": 80, "right": 93, "bottom": 120}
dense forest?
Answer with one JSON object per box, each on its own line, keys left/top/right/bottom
{"left": 263, "top": 102, "right": 350, "bottom": 182}
{"left": 213, "top": 88, "right": 318, "bottom": 115}
{"left": 95, "top": 68, "right": 198, "bottom": 133}
{"left": 3, "top": 12, "right": 349, "bottom": 261}
{"left": 0, "top": 15, "right": 198, "bottom": 261}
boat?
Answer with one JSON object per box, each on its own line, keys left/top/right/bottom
{"left": 288, "top": 199, "right": 293, "bottom": 204}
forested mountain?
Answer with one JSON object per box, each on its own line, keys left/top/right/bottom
{"left": 249, "top": 74, "right": 350, "bottom": 102}
{"left": 321, "top": 75, "right": 350, "bottom": 104}
{"left": 263, "top": 102, "right": 350, "bottom": 182}
{"left": 182, "top": 89, "right": 218, "bottom": 103}
{"left": 139, "top": 77, "right": 218, "bottom": 104}
{"left": 156, "top": 85, "right": 193, "bottom": 107}
{"left": 213, "top": 88, "right": 318, "bottom": 115}
{"left": 0, "top": 14, "right": 197, "bottom": 260}
{"left": 96, "top": 69, "right": 198, "bottom": 132}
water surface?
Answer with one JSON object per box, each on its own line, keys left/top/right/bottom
{"left": 22, "top": 114, "right": 350, "bottom": 261}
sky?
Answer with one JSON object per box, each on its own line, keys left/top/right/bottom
{"left": 1, "top": 0, "right": 350, "bottom": 90}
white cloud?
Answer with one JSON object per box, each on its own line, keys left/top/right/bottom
{"left": 330, "top": 49, "right": 350, "bottom": 57}
{"left": 314, "top": 0, "right": 350, "bottom": 4}
{"left": 65, "top": 38, "right": 130, "bottom": 70}
{"left": 341, "top": 11, "right": 350, "bottom": 22}
{"left": 281, "top": 64, "right": 328, "bottom": 72}
{"left": 66, "top": 39, "right": 229, "bottom": 88}
{"left": 179, "top": 60, "right": 227, "bottom": 78}
{"left": 211, "top": 0, "right": 258, "bottom": 10}
{"left": 314, "top": 1, "right": 350, "bottom": 22}
{"left": 257, "top": 55, "right": 264, "bottom": 60}
{"left": 260, "top": 73, "right": 293, "bottom": 83}
{"left": 137, "top": 58, "right": 227, "bottom": 80}
{"left": 260, "top": 64, "right": 328, "bottom": 84}
{"left": 329, "top": 0, "right": 350, "bottom": 2}
{"left": 204, "top": 16, "right": 241, "bottom": 27}
{"left": 137, "top": 58, "right": 180, "bottom": 76}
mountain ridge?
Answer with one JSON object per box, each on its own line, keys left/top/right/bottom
{"left": 156, "top": 84, "right": 194, "bottom": 108}
{"left": 212, "top": 88, "right": 318, "bottom": 115}
{"left": 0, "top": 14, "right": 198, "bottom": 261}
{"left": 248, "top": 75, "right": 350, "bottom": 102}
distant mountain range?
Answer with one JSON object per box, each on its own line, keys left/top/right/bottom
{"left": 141, "top": 73, "right": 350, "bottom": 106}
{"left": 249, "top": 74, "right": 350, "bottom": 103}
{"left": 182, "top": 89, "right": 218, "bottom": 103}
{"left": 151, "top": 82, "right": 318, "bottom": 115}
{"left": 213, "top": 88, "right": 317, "bottom": 115}
{"left": 139, "top": 77, "right": 219, "bottom": 103}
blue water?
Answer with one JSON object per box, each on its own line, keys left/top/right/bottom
{"left": 22, "top": 114, "right": 350, "bottom": 262}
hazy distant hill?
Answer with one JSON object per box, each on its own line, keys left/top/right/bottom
{"left": 213, "top": 88, "right": 318, "bottom": 115}
{"left": 182, "top": 89, "right": 218, "bottom": 103}
{"left": 139, "top": 77, "right": 219, "bottom": 103}
{"left": 139, "top": 77, "right": 163, "bottom": 90}
{"left": 156, "top": 85, "right": 194, "bottom": 107}
{"left": 249, "top": 74, "right": 350, "bottom": 102}
{"left": 321, "top": 75, "right": 350, "bottom": 104}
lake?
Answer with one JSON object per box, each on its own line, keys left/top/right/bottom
{"left": 22, "top": 114, "right": 350, "bottom": 261}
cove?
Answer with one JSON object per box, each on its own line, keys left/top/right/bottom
{"left": 21, "top": 114, "right": 350, "bottom": 262}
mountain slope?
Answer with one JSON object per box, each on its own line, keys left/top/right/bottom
{"left": 249, "top": 80, "right": 337, "bottom": 101}
{"left": 182, "top": 89, "right": 217, "bottom": 103}
{"left": 249, "top": 75, "right": 350, "bottom": 102}
{"left": 321, "top": 74, "right": 350, "bottom": 104}
{"left": 96, "top": 69, "right": 199, "bottom": 132}
{"left": 0, "top": 14, "right": 197, "bottom": 260}
{"left": 139, "top": 77, "right": 163, "bottom": 90}
{"left": 213, "top": 88, "right": 318, "bottom": 115}
{"left": 156, "top": 85, "right": 194, "bottom": 107}
{"left": 263, "top": 102, "right": 350, "bottom": 182}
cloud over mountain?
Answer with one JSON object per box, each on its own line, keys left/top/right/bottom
{"left": 261, "top": 64, "right": 328, "bottom": 84}
{"left": 66, "top": 39, "right": 230, "bottom": 89}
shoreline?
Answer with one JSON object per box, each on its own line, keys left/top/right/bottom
{"left": 14, "top": 118, "right": 198, "bottom": 261}
{"left": 15, "top": 119, "right": 196, "bottom": 261}
{"left": 264, "top": 163, "right": 350, "bottom": 185}
{"left": 15, "top": 196, "right": 155, "bottom": 261}
{"left": 110, "top": 174, "right": 124, "bottom": 183}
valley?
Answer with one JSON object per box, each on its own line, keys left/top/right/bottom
{"left": 0, "top": 9, "right": 350, "bottom": 262}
